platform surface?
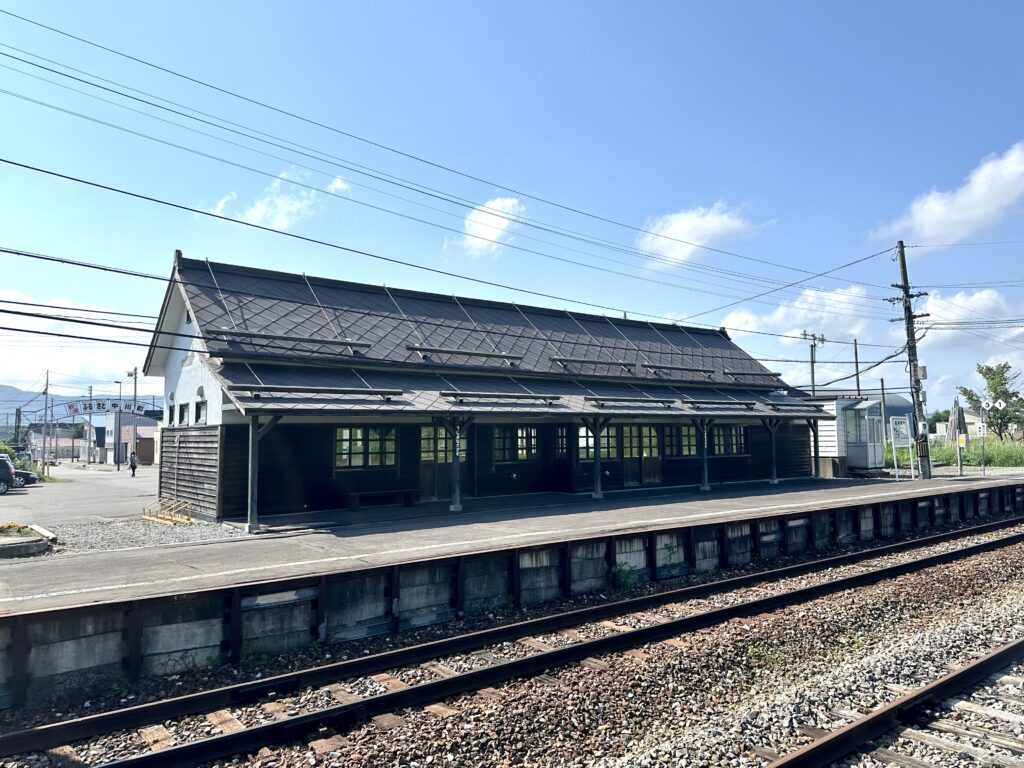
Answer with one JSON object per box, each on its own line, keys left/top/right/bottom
{"left": 0, "top": 473, "right": 1019, "bottom": 615}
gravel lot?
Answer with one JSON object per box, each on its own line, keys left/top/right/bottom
{"left": 47, "top": 518, "right": 244, "bottom": 553}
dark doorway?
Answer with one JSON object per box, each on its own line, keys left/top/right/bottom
{"left": 419, "top": 425, "right": 467, "bottom": 499}
{"left": 623, "top": 425, "right": 663, "bottom": 486}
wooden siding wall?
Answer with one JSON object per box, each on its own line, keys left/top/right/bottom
{"left": 213, "top": 419, "right": 814, "bottom": 519}
{"left": 158, "top": 426, "right": 223, "bottom": 520}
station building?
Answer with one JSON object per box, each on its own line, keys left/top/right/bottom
{"left": 144, "top": 254, "right": 828, "bottom": 529}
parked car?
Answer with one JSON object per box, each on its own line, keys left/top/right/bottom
{"left": 13, "top": 469, "right": 38, "bottom": 488}
{"left": 0, "top": 455, "right": 14, "bottom": 495}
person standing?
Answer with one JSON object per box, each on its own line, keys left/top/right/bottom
{"left": 129, "top": 451, "right": 138, "bottom": 478}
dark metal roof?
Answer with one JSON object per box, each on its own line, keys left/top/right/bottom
{"left": 172, "top": 256, "right": 788, "bottom": 389}
{"left": 212, "top": 362, "right": 829, "bottom": 419}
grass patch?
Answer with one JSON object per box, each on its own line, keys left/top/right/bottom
{"left": 886, "top": 439, "right": 1024, "bottom": 468}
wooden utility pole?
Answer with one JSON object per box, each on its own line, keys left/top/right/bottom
{"left": 40, "top": 371, "right": 49, "bottom": 476}
{"left": 892, "top": 241, "right": 931, "bottom": 479}
{"left": 854, "top": 339, "right": 861, "bottom": 396}
{"left": 801, "top": 331, "right": 826, "bottom": 395}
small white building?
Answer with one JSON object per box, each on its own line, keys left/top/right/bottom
{"left": 802, "top": 395, "right": 885, "bottom": 478}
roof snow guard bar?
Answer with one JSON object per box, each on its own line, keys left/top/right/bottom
{"left": 407, "top": 345, "right": 523, "bottom": 363}
{"left": 226, "top": 384, "right": 403, "bottom": 402}
{"left": 584, "top": 395, "right": 675, "bottom": 408}
{"left": 208, "top": 329, "right": 372, "bottom": 348}
{"left": 642, "top": 364, "right": 714, "bottom": 376}
{"left": 723, "top": 370, "right": 782, "bottom": 378}
{"left": 440, "top": 391, "right": 562, "bottom": 404}
{"left": 550, "top": 356, "right": 634, "bottom": 371}
{"left": 680, "top": 398, "right": 758, "bottom": 409}
{"left": 766, "top": 402, "right": 825, "bottom": 411}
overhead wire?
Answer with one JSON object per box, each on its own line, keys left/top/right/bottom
{"left": 0, "top": 179, "right": 899, "bottom": 349}
{"left": 0, "top": 52, "right": 896, "bottom": 316}
{"left": 0, "top": 82, "right": 897, "bottom": 321}
{"left": 0, "top": 8, "right": 901, "bottom": 291}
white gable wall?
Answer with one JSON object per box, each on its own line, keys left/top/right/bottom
{"left": 163, "top": 302, "right": 225, "bottom": 427}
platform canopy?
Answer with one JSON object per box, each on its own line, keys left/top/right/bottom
{"left": 212, "top": 361, "right": 827, "bottom": 419}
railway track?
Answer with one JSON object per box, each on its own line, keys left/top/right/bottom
{"left": 7, "top": 516, "right": 1024, "bottom": 768}
{"left": 767, "top": 637, "right": 1024, "bottom": 767}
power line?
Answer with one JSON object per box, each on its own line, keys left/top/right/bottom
{"left": 0, "top": 170, "right": 900, "bottom": 349}
{"left": 0, "top": 52, "right": 895, "bottom": 314}
{"left": 0, "top": 20, "right": 894, "bottom": 294}
{"left": 0, "top": 297, "right": 156, "bottom": 319}
{"left": 0, "top": 82, "right": 895, "bottom": 321}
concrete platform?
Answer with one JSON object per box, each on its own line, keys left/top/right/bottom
{"left": 1, "top": 474, "right": 1019, "bottom": 616}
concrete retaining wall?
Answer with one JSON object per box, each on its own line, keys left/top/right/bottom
{"left": 2, "top": 481, "right": 1020, "bottom": 709}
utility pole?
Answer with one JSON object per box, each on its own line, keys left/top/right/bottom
{"left": 40, "top": 371, "right": 49, "bottom": 476}
{"left": 13, "top": 407, "right": 21, "bottom": 446}
{"left": 854, "top": 339, "right": 862, "bottom": 397}
{"left": 889, "top": 240, "right": 932, "bottom": 479}
{"left": 130, "top": 367, "right": 138, "bottom": 462}
{"left": 87, "top": 385, "right": 93, "bottom": 463}
{"left": 801, "top": 330, "right": 826, "bottom": 395}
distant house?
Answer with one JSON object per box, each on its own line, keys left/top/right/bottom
{"left": 144, "top": 254, "right": 829, "bottom": 528}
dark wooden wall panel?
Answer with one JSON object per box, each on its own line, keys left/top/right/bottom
{"left": 158, "top": 426, "right": 222, "bottom": 520}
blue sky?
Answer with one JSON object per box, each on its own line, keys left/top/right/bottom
{"left": 1, "top": 0, "right": 1023, "bottom": 411}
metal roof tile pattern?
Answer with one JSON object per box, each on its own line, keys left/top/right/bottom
{"left": 177, "top": 257, "right": 788, "bottom": 390}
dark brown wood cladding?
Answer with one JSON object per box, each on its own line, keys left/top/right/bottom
{"left": 158, "top": 426, "right": 223, "bottom": 520}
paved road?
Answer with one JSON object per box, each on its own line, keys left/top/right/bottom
{"left": 1, "top": 473, "right": 1020, "bottom": 615}
{"left": 0, "top": 463, "right": 158, "bottom": 526}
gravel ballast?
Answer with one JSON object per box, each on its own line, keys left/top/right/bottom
{"left": 47, "top": 519, "right": 244, "bottom": 553}
{"left": 14, "top": 523, "right": 1024, "bottom": 767}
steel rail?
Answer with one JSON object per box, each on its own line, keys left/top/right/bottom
{"left": 5, "top": 521, "right": 1017, "bottom": 767}
{"left": 1, "top": 515, "right": 1021, "bottom": 759}
{"left": 767, "top": 636, "right": 1024, "bottom": 767}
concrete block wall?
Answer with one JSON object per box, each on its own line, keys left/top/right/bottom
{"left": 836, "top": 509, "right": 856, "bottom": 545}
{"left": 758, "top": 519, "right": 783, "bottom": 560}
{"left": 726, "top": 523, "right": 753, "bottom": 566}
{"left": 785, "top": 517, "right": 810, "bottom": 554}
{"left": 692, "top": 527, "right": 721, "bottom": 572}
{"left": 141, "top": 595, "right": 223, "bottom": 675}
{"left": 3, "top": 481, "right": 1021, "bottom": 709}
{"left": 653, "top": 531, "right": 687, "bottom": 578}
{"left": 522, "top": 548, "right": 564, "bottom": 605}
{"left": 462, "top": 555, "right": 509, "bottom": 614}
{"left": 327, "top": 573, "right": 390, "bottom": 640}
{"left": 879, "top": 504, "right": 895, "bottom": 538}
{"left": 858, "top": 506, "right": 875, "bottom": 542}
{"left": 398, "top": 564, "right": 457, "bottom": 629}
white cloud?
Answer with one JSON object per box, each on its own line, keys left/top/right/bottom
{"left": 636, "top": 203, "right": 752, "bottom": 268}
{"left": 210, "top": 192, "right": 236, "bottom": 217}
{"left": 875, "top": 141, "right": 1024, "bottom": 245}
{"left": 460, "top": 197, "right": 525, "bottom": 255}
{"left": 240, "top": 172, "right": 320, "bottom": 231}
{"left": 326, "top": 177, "right": 351, "bottom": 195}
{"left": 720, "top": 285, "right": 873, "bottom": 346}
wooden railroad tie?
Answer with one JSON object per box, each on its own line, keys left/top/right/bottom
{"left": 424, "top": 703, "right": 460, "bottom": 719}
{"left": 137, "top": 724, "right": 176, "bottom": 751}
{"left": 309, "top": 733, "right": 350, "bottom": 755}
{"left": 371, "top": 713, "right": 407, "bottom": 730}
{"left": 420, "top": 661, "right": 459, "bottom": 679}
{"left": 326, "top": 683, "right": 363, "bottom": 705}
{"left": 517, "top": 637, "right": 555, "bottom": 652}
{"left": 43, "top": 746, "right": 85, "bottom": 768}
{"left": 260, "top": 701, "right": 289, "bottom": 720}
{"left": 370, "top": 672, "right": 411, "bottom": 692}
{"left": 598, "top": 620, "right": 633, "bottom": 633}
{"left": 206, "top": 709, "right": 245, "bottom": 734}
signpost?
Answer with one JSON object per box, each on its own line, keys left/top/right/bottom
{"left": 978, "top": 398, "right": 1004, "bottom": 477}
{"left": 890, "top": 416, "right": 914, "bottom": 481}
{"left": 957, "top": 432, "right": 966, "bottom": 476}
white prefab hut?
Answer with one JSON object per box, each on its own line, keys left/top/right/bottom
{"left": 802, "top": 394, "right": 885, "bottom": 478}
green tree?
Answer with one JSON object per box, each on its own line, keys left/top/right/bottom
{"left": 958, "top": 362, "right": 1024, "bottom": 440}
{"left": 928, "top": 409, "right": 950, "bottom": 431}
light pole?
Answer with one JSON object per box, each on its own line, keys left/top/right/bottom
{"left": 115, "top": 380, "right": 122, "bottom": 471}
{"left": 126, "top": 367, "right": 138, "bottom": 464}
